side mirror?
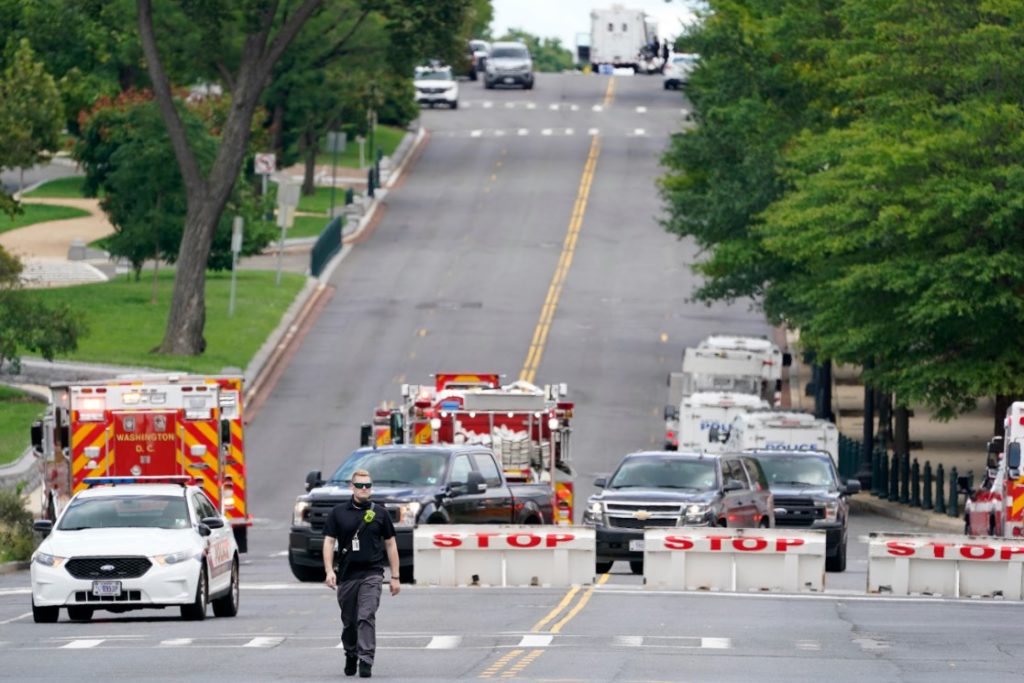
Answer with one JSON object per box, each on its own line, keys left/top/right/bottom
{"left": 844, "top": 479, "right": 861, "bottom": 495}
{"left": 1009, "top": 442, "right": 1021, "bottom": 470}
{"left": 31, "top": 421, "right": 44, "bottom": 456}
{"left": 201, "top": 516, "right": 225, "bottom": 529}
{"left": 594, "top": 477, "right": 607, "bottom": 488}
{"left": 33, "top": 519, "right": 53, "bottom": 537}
{"left": 664, "top": 405, "right": 679, "bottom": 421}
{"left": 466, "top": 471, "right": 486, "bottom": 495}
{"left": 305, "top": 470, "right": 323, "bottom": 492}
{"left": 359, "top": 424, "right": 373, "bottom": 448}
{"left": 988, "top": 436, "right": 1004, "bottom": 455}
{"left": 723, "top": 480, "right": 743, "bottom": 492}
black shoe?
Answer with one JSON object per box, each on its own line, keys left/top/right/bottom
{"left": 359, "top": 661, "right": 372, "bottom": 678}
{"left": 344, "top": 656, "right": 357, "bottom": 676}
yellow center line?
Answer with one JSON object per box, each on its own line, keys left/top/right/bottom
{"left": 603, "top": 76, "right": 616, "bottom": 107}
{"left": 529, "top": 585, "right": 580, "bottom": 632}
{"left": 479, "top": 649, "right": 525, "bottom": 679}
{"left": 550, "top": 573, "right": 610, "bottom": 634}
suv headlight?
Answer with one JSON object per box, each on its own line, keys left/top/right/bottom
{"left": 394, "top": 502, "right": 422, "bottom": 528}
{"left": 582, "top": 500, "right": 603, "bottom": 525}
{"left": 32, "top": 552, "right": 65, "bottom": 568}
{"left": 682, "top": 504, "right": 710, "bottom": 524}
{"left": 293, "top": 497, "right": 311, "bottom": 528}
{"left": 817, "top": 500, "right": 839, "bottom": 522}
{"left": 154, "top": 549, "right": 201, "bottom": 566}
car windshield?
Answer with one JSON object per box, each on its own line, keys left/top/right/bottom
{"left": 58, "top": 495, "right": 190, "bottom": 530}
{"left": 329, "top": 450, "right": 448, "bottom": 486}
{"left": 758, "top": 456, "right": 837, "bottom": 489}
{"left": 417, "top": 68, "right": 452, "bottom": 81}
{"left": 609, "top": 458, "right": 717, "bottom": 491}
{"left": 694, "top": 375, "right": 760, "bottom": 394}
{"left": 491, "top": 47, "right": 528, "bottom": 59}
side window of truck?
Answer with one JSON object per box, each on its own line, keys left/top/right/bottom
{"left": 724, "top": 460, "right": 748, "bottom": 489}
{"left": 450, "top": 454, "right": 473, "bottom": 484}
{"left": 472, "top": 452, "right": 502, "bottom": 488}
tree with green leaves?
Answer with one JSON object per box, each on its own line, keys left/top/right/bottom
{"left": 497, "top": 29, "right": 575, "bottom": 72}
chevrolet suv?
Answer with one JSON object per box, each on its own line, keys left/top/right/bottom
{"left": 583, "top": 451, "right": 774, "bottom": 574}
{"left": 745, "top": 449, "right": 860, "bottom": 572}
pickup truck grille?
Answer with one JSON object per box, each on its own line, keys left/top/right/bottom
{"left": 604, "top": 502, "right": 682, "bottom": 530}
{"left": 309, "top": 502, "right": 401, "bottom": 532}
{"left": 773, "top": 496, "right": 823, "bottom": 527}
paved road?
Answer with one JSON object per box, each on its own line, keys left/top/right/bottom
{"left": 4, "top": 73, "right": 1020, "bottom": 681}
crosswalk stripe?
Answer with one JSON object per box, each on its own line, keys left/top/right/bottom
{"left": 470, "top": 130, "right": 482, "bottom": 137}
{"left": 518, "top": 129, "right": 529, "bottom": 136}
{"left": 588, "top": 128, "right": 600, "bottom": 136}
{"left": 425, "top": 636, "right": 462, "bottom": 649}
{"left": 549, "top": 103, "right": 559, "bottom": 110}
{"left": 160, "top": 638, "right": 193, "bottom": 647}
{"left": 614, "top": 635, "right": 644, "bottom": 647}
{"left": 565, "top": 128, "right": 574, "bottom": 135}
{"left": 633, "top": 128, "right": 646, "bottom": 136}
{"left": 570, "top": 104, "right": 579, "bottom": 111}
{"left": 541, "top": 129, "right": 552, "bottom": 136}
{"left": 636, "top": 106, "right": 647, "bottom": 113}
{"left": 505, "top": 102, "right": 515, "bottom": 108}
{"left": 244, "top": 637, "right": 284, "bottom": 648}
{"left": 517, "top": 634, "right": 553, "bottom": 647}
{"left": 593, "top": 105, "right": 603, "bottom": 112}
{"left": 701, "top": 637, "right": 731, "bottom": 649}
{"left": 494, "top": 130, "right": 506, "bottom": 137}
{"left": 62, "top": 640, "right": 103, "bottom": 649}
{"left": 483, "top": 101, "right": 493, "bottom": 109}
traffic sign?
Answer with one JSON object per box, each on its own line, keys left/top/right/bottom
{"left": 254, "top": 153, "right": 276, "bottom": 175}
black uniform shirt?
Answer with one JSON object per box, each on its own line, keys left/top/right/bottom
{"left": 323, "top": 498, "right": 396, "bottom": 580}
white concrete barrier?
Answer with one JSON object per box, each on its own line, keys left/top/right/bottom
{"left": 643, "top": 528, "right": 826, "bottom": 592}
{"left": 413, "top": 525, "right": 595, "bottom": 587}
{"left": 867, "top": 532, "right": 1024, "bottom": 598}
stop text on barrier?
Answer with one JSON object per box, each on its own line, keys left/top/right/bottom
{"left": 661, "top": 535, "right": 806, "bottom": 553}
{"left": 884, "top": 540, "right": 1024, "bottom": 561}
{"left": 431, "top": 532, "right": 580, "bottom": 549}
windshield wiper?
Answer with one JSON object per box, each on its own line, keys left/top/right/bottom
{"left": 659, "top": 485, "right": 703, "bottom": 491}
{"left": 371, "top": 479, "right": 409, "bottom": 486}
{"left": 58, "top": 527, "right": 92, "bottom": 531}
{"left": 772, "top": 480, "right": 820, "bottom": 487}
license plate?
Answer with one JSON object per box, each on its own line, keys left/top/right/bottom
{"left": 92, "top": 580, "right": 121, "bottom": 597}
{"left": 629, "top": 540, "right": 645, "bottom": 552}
{"left": 504, "top": 77, "right": 514, "bottom": 84}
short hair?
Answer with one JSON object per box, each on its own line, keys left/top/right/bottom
{"left": 351, "top": 469, "right": 371, "bottom": 480}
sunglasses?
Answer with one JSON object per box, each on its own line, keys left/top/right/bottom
{"left": 352, "top": 482, "right": 373, "bottom": 489}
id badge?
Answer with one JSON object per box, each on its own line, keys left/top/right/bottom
{"left": 351, "top": 538, "right": 360, "bottom": 552}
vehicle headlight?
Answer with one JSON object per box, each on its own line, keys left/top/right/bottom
{"left": 32, "top": 552, "right": 65, "bottom": 568}
{"left": 293, "top": 497, "right": 311, "bottom": 528}
{"left": 154, "top": 549, "right": 201, "bottom": 566}
{"left": 683, "top": 504, "right": 710, "bottom": 523}
{"left": 817, "top": 500, "right": 839, "bottom": 522}
{"left": 582, "top": 500, "right": 603, "bottom": 525}
{"left": 394, "top": 502, "right": 422, "bottom": 528}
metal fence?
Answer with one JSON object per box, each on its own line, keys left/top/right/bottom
{"left": 310, "top": 215, "right": 344, "bottom": 278}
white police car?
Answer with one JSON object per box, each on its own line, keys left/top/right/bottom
{"left": 30, "top": 476, "right": 239, "bottom": 623}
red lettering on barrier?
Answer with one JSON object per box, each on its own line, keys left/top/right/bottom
{"left": 707, "top": 535, "right": 732, "bottom": 551}
{"left": 663, "top": 535, "right": 694, "bottom": 551}
{"left": 775, "top": 538, "right": 805, "bottom": 552}
{"left": 507, "top": 533, "right": 541, "bottom": 548}
{"left": 928, "top": 542, "right": 953, "bottom": 559}
{"left": 545, "top": 533, "right": 575, "bottom": 548}
{"left": 885, "top": 541, "right": 915, "bottom": 556}
{"left": 960, "top": 545, "right": 996, "bottom": 560}
{"left": 433, "top": 534, "right": 462, "bottom": 548}
{"left": 734, "top": 537, "right": 768, "bottom": 552}
{"left": 474, "top": 532, "right": 500, "bottom": 548}
{"left": 1000, "top": 546, "right": 1024, "bottom": 560}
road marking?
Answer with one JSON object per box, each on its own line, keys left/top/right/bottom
{"left": 795, "top": 640, "right": 821, "bottom": 651}
{"left": 549, "top": 103, "right": 559, "bottom": 110}
{"left": 426, "top": 635, "right": 462, "bottom": 649}
{"left": 517, "top": 634, "right": 552, "bottom": 647}
{"left": 519, "top": 132, "right": 601, "bottom": 384}
{"left": 636, "top": 106, "right": 647, "bottom": 113}
{"left": 531, "top": 586, "right": 580, "bottom": 632}
{"left": 62, "top": 640, "right": 103, "bottom": 649}
{"left": 471, "top": 130, "right": 482, "bottom": 137}
{"left": 0, "top": 612, "right": 31, "bottom": 625}
{"left": 570, "top": 104, "right": 579, "bottom": 111}
{"left": 550, "top": 573, "right": 610, "bottom": 633}
{"left": 501, "top": 649, "right": 544, "bottom": 678}
{"left": 541, "top": 129, "right": 553, "bottom": 136}
{"left": 603, "top": 77, "right": 616, "bottom": 107}
{"left": 633, "top": 128, "right": 646, "bottom": 136}
{"left": 592, "top": 104, "right": 603, "bottom": 112}
{"left": 244, "top": 637, "right": 284, "bottom": 648}
{"left": 526, "top": 102, "right": 536, "bottom": 109}
{"left": 417, "top": 328, "right": 428, "bottom": 337}
{"left": 701, "top": 637, "right": 732, "bottom": 649}
{"left": 614, "top": 635, "right": 644, "bottom": 647}
{"left": 564, "top": 128, "right": 574, "bottom": 135}
{"left": 494, "top": 130, "right": 506, "bottom": 137}
{"left": 505, "top": 102, "right": 514, "bottom": 108}
{"left": 660, "top": 332, "right": 668, "bottom": 343}
{"left": 270, "top": 550, "right": 288, "bottom": 557}
{"left": 482, "top": 101, "right": 493, "bottom": 108}
{"left": 588, "top": 128, "right": 599, "bottom": 136}
{"left": 517, "top": 128, "right": 529, "bottom": 136}
{"left": 479, "top": 649, "right": 524, "bottom": 679}
{"left": 161, "top": 638, "right": 194, "bottom": 647}
{"left": 0, "top": 589, "right": 30, "bottom": 596}
{"left": 490, "top": 174, "right": 497, "bottom": 181}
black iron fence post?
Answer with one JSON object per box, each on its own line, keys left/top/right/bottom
{"left": 899, "top": 453, "right": 910, "bottom": 504}
{"left": 911, "top": 458, "right": 921, "bottom": 507}
{"left": 935, "top": 463, "right": 946, "bottom": 514}
{"left": 922, "top": 461, "right": 933, "bottom": 510}
{"left": 889, "top": 453, "right": 899, "bottom": 501}
{"left": 948, "top": 466, "right": 959, "bottom": 518}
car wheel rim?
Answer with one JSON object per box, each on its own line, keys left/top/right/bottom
{"left": 231, "top": 564, "right": 239, "bottom": 609}
{"left": 199, "top": 572, "right": 207, "bottom": 610}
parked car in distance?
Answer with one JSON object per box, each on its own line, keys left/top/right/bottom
{"left": 467, "top": 39, "right": 491, "bottom": 80}
{"left": 663, "top": 52, "right": 699, "bottom": 90}
{"left": 414, "top": 64, "right": 459, "bottom": 109}
{"left": 745, "top": 449, "right": 860, "bottom": 572}
{"left": 583, "top": 451, "right": 774, "bottom": 575}
{"left": 484, "top": 41, "right": 534, "bottom": 90}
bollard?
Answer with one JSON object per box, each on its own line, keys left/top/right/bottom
{"left": 899, "top": 453, "right": 910, "bottom": 505}
{"left": 935, "top": 463, "right": 946, "bottom": 514}
{"left": 948, "top": 467, "right": 959, "bottom": 518}
{"left": 922, "top": 461, "right": 933, "bottom": 510}
{"left": 910, "top": 459, "right": 920, "bottom": 507}
{"left": 367, "top": 167, "right": 375, "bottom": 198}
{"left": 871, "top": 450, "right": 880, "bottom": 496}
{"left": 878, "top": 451, "right": 889, "bottom": 498}
{"left": 889, "top": 452, "right": 899, "bottom": 501}
{"left": 345, "top": 187, "right": 354, "bottom": 205}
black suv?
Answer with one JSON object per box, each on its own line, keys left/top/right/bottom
{"left": 745, "top": 449, "right": 860, "bottom": 572}
{"left": 583, "top": 451, "right": 774, "bottom": 574}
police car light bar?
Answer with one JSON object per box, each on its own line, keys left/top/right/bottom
{"left": 83, "top": 475, "right": 193, "bottom": 487}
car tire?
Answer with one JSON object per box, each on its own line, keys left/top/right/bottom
{"left": 629, "top": 561, "right": 643, "bottom": 575}
{"left": 32, "top": 600, "right": 59, "bottom": 623}
{"left": 399, "top": 565, "right": 415, "bottom": 584}
{"left": 663, "top": 82, "right": 670, "bottom": 90}
{"left": 989, "top": 516, "right": 997, "bottom": 536}
{"left": 233, "top": 525, "right": 248, "bottom": 554}
{"left": 469, "top": 69, "right": 477, "bottom": 82}
{"left": 758, "top": 517, "right": 770, "bottom": 528}
{"left": 181, "top": 568, "right": 208, "bottom": 621}
{"left": 826, "top": 540, "right": 847, "bottom": 572}
{"left": 484, "top": 80, "right": 494, "bottom": 90}
{"left": 451, "top": 100, "right": 459, "bottom": 110}
{"left": 67, "top": 606, "right": 94, "bottom": 622}
{"left": 524, "top": 80, "right": 534, "bottom": 90}
{"left": 212, "top": 558, "right": 240, "bottom": 617}
{"left": 289, "top": 554, "right": 326, "bottom": 583}
{"left": 595, "top": 561, "right": 613, "bottom": 574}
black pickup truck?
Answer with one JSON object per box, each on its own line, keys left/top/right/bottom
{"left": 288, "top": 445, "right": 555, "bottom": 582}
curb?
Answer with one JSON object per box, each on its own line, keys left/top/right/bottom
{"left": 850, "top": 494, "right": 964, "bottom": 534}
{"left": 0, "top": 561, "right": 30, "bottom": 576}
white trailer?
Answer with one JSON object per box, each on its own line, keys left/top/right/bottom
{"left": 589, "top": 5, "right": 656, "bottom": 72}
{"left": 721, "top": 411, "right": 839, "bottom": 465}
{"left": 664, "top": 391, "right": 769, "bottom": 452}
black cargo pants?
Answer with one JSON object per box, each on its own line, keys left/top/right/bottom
{"left": 337, "top": 572, "right": 383, "bottom": 665}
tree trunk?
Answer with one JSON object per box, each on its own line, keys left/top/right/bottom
{"left": 876, "top": 390, "right": 893, "bottom": 452}
{"left": 994, "top": 394, "right": 1013, "bottom": 439}
{"left": 271, "top": 102, "right": 285, "bottom": 157}
{"left": 302, "top": 129, "right": 317, "bottom": 196}
{"left": 894, "top": 403, "right": 910, "bottom": 456}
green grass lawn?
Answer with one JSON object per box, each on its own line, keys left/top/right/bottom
{"left": 24, "top": 175, "right": 91, "bottom": 199}
{"left": 290, "top": 214, "right": 337, "bottom": 239}
{"left": 23, "top": 269, "right": 307, "bottom": 374}
{"left": 0, "top": 204, "right": 90, "bottom": 234}
{"left": 315, "top": 125, "right": 406, "bottom": 168}
{"left": 296, "top": 186, "right": 361, "bottom": 214}
{"left": 0, "top": 385, "right": 46, "bottom": 466}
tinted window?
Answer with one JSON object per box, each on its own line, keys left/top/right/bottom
{"left": 756, "top": 455, "right": 838, "bottom": 489}
{"left": 724, "top": 460, "right": 749, "bottom": 488}
{"left": 491, "top": 47, "right": 528, "bottom": 59}
{"left": 450, "top": 454, "right": 473, "bottom": 484}
{"left": 194, "top": 492, "right": 218, "bottom": 519}
{"left": 740, "top": 459, "right": 766, "bottom": 490}
{"left": 472, "top": 452, "right": 502, "bottom": 487}
{"left": 328, "top": 449, "right": 448, "bottom": 486}
{"left": 609, "top": 457, "right": 717, "bottom": 491}
{"left": 59, "top": 495, "right": 189, "bottom": 530}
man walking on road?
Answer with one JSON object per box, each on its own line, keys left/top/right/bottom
{"left": 324, "top": 469, "right": 401, "bottom": 678}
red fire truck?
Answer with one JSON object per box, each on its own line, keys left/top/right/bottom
{"left": 966, "top": 401, "right": 1024, "bottom": 538}
{"left": 368, "top": 373, "right": 576, "bottom": 525}
{"left": 30, "top": 374, "right": 252, "bottom": 551}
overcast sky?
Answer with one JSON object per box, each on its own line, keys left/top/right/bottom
{"left": 491, "top": 1, "right": 700, "bottom": 51}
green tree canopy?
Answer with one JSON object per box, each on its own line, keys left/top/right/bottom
{"left": 497, "top": 29, "right": 574, "bottom": 72}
